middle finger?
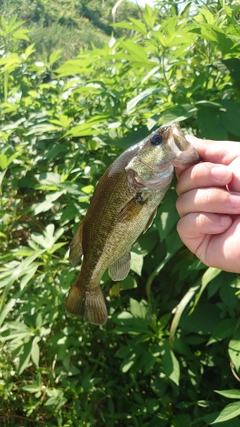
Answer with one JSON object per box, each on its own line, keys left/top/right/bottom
{"left": 176, "top": 162, "right": 232, "bottom": 195}
{"left": 176, "top": 187, "right": 240, "bottom": 217}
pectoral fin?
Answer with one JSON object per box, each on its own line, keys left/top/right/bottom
{"left": 118, "top": 197, "right": 146, "bottom": 222}
{"left": 66, "top": 281, "right": 108, "bottom": 325}
{"left": 69, "top": 220, "right": 84, "bottom": 266}
{"left": 143, "top": 207, "right": 158, "bottom": 233}
{"left": 108, "top": 252, "right": 131, "bottom": 281}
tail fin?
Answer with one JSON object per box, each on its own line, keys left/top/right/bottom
{"left": 65, "top": 281, "right": 108, "bottom": 325}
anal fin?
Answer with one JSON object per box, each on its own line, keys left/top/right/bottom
{"left": 108, "top": 252, "right": 131, "bottom": 281}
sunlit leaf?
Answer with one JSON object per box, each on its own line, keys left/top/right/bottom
{"left": 162, "top": 341, "right": 180, "bottom": 386}
{"left": 215, "top": 390, "right": 240, "bottom": 399}
{"left": 204, "top": 402, "right": 240, "bottom": 424}
{"left": 130, "top": 251, "right": 143, "bottom": 276}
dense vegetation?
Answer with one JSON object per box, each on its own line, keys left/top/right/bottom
{"left": 1, "top": 0, "right": 240, "bottom": 426}
{"left": 0, "top": 0, "right": 142, "bottom": 60}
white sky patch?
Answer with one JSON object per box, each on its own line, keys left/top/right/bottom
{"left": 128, "top": 0, "right": 156, "bottom": 7}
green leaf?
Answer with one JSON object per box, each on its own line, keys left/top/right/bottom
{"left": 129, "top": 18, "right": 148, "bottom": 35}
{"left": 56, "top": 58, "right": 93, "bottom": 76}
{"left": 31, "top": 336, "right": 40, "bottom": 367}
{"left": 221, "top": 58, "right": 240, "bottom": 89}
{"left": 162, "top": 342, "right": 180, "bottom": 386}
{"left": 130, "top": 251, "right": 143, "bottom": 276}
{"left": 200, "top": 24, "right": 234, "bottom": 56}
{"left": 120, "top": 276, "right": 137, "bottom": 290}
{"left": 121, "top": 358, "right": 135, "bottom": 373}
{"left": 35, "top": 172, "right": 61, "bottom": 185}
{"left": 228, "top": 326, "right": 240, "bottom": 374}
{"left": 65, "top": 123, "right": 98, "bottom": 137}
{"left": 193, "top": 267, "right": 221, "bottom": 309}
{"left": 17, "top": 340, "right": 32, "bottom": 375}
{"left": 157, "top": 190, "right": 179, "bottom": 240}
{"left": 204, "top": 402, "right": 240, "bottom": 424}
{"left": 126, "top": 88, "right": 161, "bottom": 112}
{"left": 26, "top": 124, "right": 59, "bottom": 135}
{"left": 163, "top": 104, "right": 197, "bottom": 125}
{"left": 24, "top": 43, "right": 35, "bottom": 59}
{"left": 215, "top": 390, "right": 240, "bottom": 400}
{"left": 12, "top": 28, "right": 30, "bottom": 42}
{"left": 120, "top": 41, "right": 149, "bottom": 64}
{"left": 197, "top": 106, "right": 229, "bottom": 140}
{"left": 49, "top": 49, "right": 62, "bottom": 66}
{"left": 179, "top": 303, "right": 221, "bottom": 335}
{"left": 31, "top": 191, "right": 64, "bottom": 215}
{"left": 0, "top": 169, "right": 7, "bottom": 187}
{"left": 113, "top": 19, "right": 147, "bottom": 35}
{"left": 143, "top": 4, "right": 157, "bottom": 28}
{"left": 169, "top": 284, "right": 200, "bottom": 346}
{"left": 129, "top": 298, "right": 148, "bottom": 319}
{"left": 220, "top": 101, "right": 240, "bottom": 138}
{"left": 0, "top": 153, "right": 8, "bottom": 170}
{"left": 208, "top": 318, "right": 236, "bottom": 345}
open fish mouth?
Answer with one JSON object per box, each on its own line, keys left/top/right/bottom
{"left": 168, "top": 124, "right": 200, "bottom": 165}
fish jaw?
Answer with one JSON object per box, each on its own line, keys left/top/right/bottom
{"left": 167, "top": 123, "right": 200, "bottom": 166}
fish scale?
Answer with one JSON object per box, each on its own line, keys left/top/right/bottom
{"left": 65, "top": 123, "right": 200, "bottom": 325}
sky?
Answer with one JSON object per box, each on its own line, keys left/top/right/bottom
{"left": 128, "top": 0, "right": 156, "bottom": 7}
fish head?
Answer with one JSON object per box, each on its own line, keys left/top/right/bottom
{"left": 125, "top": 123, "right": 200, "bottom": 190}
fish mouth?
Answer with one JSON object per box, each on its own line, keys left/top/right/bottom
{"left": 167, "top": 123, "right": 200, "bottom": 166}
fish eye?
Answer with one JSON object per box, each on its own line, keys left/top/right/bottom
{"left": 150, "top": 134, "right": 163, "bottom": 146}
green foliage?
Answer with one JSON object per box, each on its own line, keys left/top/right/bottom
{"left": 1, "top": 1, "right": 240, "bottom": 425}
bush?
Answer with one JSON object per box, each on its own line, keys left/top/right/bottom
{"left": 1, "top": 2, "right": 240, "bottom": 426}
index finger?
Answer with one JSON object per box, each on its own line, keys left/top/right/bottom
{"left": 185, "top": 135, "right": 240, "bottom": 165}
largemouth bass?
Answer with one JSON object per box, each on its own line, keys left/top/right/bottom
{"left": 66, "top": 123, "right": 199, "bottom": 325}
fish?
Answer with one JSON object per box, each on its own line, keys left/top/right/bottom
{"left": 66, "top": 123, "right": 200, "bottom": 325}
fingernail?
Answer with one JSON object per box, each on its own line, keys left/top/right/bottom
{"left": 211, "top": 166, "right": 232, "bottom": 181}
{"left": 230, "top": 193, "right": 240, "bottom": 208}
{"left": 219, "top": 215, "right": 232, "bottom": 228}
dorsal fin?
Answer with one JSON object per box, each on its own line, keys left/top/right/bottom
{"left": 69, "top": 220, "right": 84, "bottom": 266}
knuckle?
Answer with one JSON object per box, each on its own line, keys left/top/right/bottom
{"left": 175, "top": 196, "right": 183, "bottom": 215}
{"left": 190, "top": 162, "right": 210, "bottom": 180}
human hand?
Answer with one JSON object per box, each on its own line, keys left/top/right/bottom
{"left": 175, "top": 136, "right": 240, "bottom": 273}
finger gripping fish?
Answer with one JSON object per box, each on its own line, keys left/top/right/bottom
{"left": 66, "top": 123, "right": 200, "bottom": 325}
